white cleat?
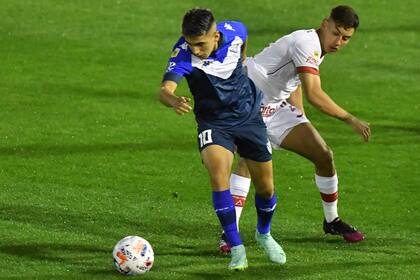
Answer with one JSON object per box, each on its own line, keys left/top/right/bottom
{"left": 229, "top": 244, "right": 248, "bottom": 271}
{"left": 255, "top": 231, "right": 286, "bottom": 264}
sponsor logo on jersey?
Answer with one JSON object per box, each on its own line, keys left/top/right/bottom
{"left": 306, "top": 56, "right": 319, "bottom": 66}
{"left": 202, "top": 60, "right": 213, "bottom": 67}
{"left": 260, "top": 104, "right": 280, "bottom": 117}
{"left": 314, "top": 50, "right": 320, "bottom": 58}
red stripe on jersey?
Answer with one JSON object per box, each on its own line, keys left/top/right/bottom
{"left": 232, "top": 195, "right": 246, "bottom": 207}
{"left": 296, "top": 66, "right": 319, "bottom": 75}
{"left": 320, "top": 192, "right": 338, "bottom": 202}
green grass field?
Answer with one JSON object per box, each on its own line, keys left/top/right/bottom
{"left": 1, "top": 0, "right": 420, "bottom": 279}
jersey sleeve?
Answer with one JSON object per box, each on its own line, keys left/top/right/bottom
{"left": 219, "top": 21, "right": 248, "bottom": 43}
{"left": 162, "top": 39, "right": 193, "bottom": 84}
{"left": 231, "top": 21, "right": 248, "bottom": 42}
{"left": 292, "top": 39, "right": 321, "bottom": 75}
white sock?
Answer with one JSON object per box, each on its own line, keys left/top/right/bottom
{"left": 315, "top": 174, "right": 339, "bottom": 223}
{"left": 230, "top": 173, "right": 251, "bottom": 230}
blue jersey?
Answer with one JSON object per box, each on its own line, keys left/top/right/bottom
{"left": 163, "top": 21, "right": 262, "bottom": 127}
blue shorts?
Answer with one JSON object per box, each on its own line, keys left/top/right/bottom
{"left": 197, "top": 115, "right": 272, "bottom": 162}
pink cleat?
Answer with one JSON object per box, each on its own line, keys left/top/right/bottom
{"left": 219, "top": 233, "right": 231, "bottom": 254}
{"left": 323, "top": 217, "right": 365, "bottom": 243}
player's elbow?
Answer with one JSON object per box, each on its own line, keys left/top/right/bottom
{"left": 305, "top": 88, "right": 323, "bottom": 106}
{"left": 306, "top": 95, "right": 318, "bottom": 107}
{"left": 305, "top": 91, "right": 318, "bottom": 105}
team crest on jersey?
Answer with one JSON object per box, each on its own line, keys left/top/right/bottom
{"left": 171, "top": 48, "right": 180, "bottom": 58}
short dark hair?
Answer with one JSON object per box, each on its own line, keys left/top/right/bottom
{"left": 330, "top": 5, "right": 359, "bottom": 29}
{"left": 182, "top": 8, "right": 215, "bottom": 37}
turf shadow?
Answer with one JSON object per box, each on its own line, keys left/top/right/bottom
{"left": 0, "top": 141, "right": 192, "bottom": 157}
{"left": 373, "top": 123, "right": 420, "bottom": 135}
{"left": 42, "top": 82, "right": 149, "bottom": 100}
{"left": 286, "top": 258, "right": 420, "bottom": 278}
{"left": 0, "top": 243, "right": 117, "bottom": 278}
{"left": 0, "top": 243, "right": 109, "bottom": 261}
{"left": 0, "top": 203, "right": 141, "bottom": 241}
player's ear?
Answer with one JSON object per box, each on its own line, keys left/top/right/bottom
{"left": 214, "top": 31, "right": 220, "bottom": 41}
{"left": 321, "top": 18, "right": 329, "bottom": 29}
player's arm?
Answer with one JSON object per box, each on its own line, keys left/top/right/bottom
{"left": 288, "top": 85, "right": 305, "bottom": 115}
{"left": 299, "top": 72, "right": 371, "bottom": 141}
{"left": 159, "top": 80, "right": 192, "bottom": 115}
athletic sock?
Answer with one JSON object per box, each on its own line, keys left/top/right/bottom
{"left": 213, "top": 190, "right": 242, "bottom": 247}
{"left": 315, "top": 174, "right": 339, "bottom": 223}
{"left": 230, "top": 173, "right": 251, "bottom": 229}
{"left": 255, "top": 192, "right": 277, "bottom": 234}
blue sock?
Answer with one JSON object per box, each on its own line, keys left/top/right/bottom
{"left": 213, "top": 190, "right": 242, "bottom": 247}
{"left": 255, "top": 192, "right": 277, "bottom": 234}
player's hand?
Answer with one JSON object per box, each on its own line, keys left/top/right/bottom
{"left": 171, "top": 96, "right": 192, "bottom": 115}
{"left": 345, "top": 115, "right": 371, "bottom": 142}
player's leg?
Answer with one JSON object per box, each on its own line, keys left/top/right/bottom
{"left": 219, "top": 157, "right": 251, "bottom": 253}
{"left": 280, "top": 123, "right": 364, "bottom": 242}
{"left": 200, "top": 144, "right": 247, "bottom": 270}
{"left": 245, "top": 159, "right": 286, "bottom": 264}
{"left": 281, "top": 122, "right": 335, "bottom": 175}
{"left": 265, "top": 103, "right": 339, "bottom": 222}
{"left": 234, "top": 116, "right": 286, "bottom": 264}
{"left": 280, "top": 123, "right": 338, "bottom": 220}
{"left": 231, "top": 158, "right": 251, "bottom": 229}
{"left": 245, "top": 159, "right": 274, "bottom": 231}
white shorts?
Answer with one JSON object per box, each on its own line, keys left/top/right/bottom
{"left": 261, "top": 100, "right": 309, "bottom": 149}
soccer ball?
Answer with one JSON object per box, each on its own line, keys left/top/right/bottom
{"left": 113, "top": 236, "right": 154, "bottom": 275}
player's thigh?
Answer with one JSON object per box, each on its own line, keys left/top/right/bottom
{"left": 264, "top": 100, "right": 308, "bottom": 149}
{"left": 235, "top": 117, "right": 272, "bottom": 163}
{"left": 244, "top": 158, "right": 274, "bottom": 198}
{"left": 201, "top": 145, "right": 234, "bottom": 190}
{"left": 280, "top": 122, "right": 330, "bottom": 163}
{"left": 233, "top": 157, "right": 251, "bottom": 178}
{"left": 197, "top": 125, "right": 235, "bottom": 190}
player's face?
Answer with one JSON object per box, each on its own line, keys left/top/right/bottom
{"left": 184, "top": 23, "right": 220, "bottom": 59}
{"left": 320, "top": 19, "right": 354, "bottom": 54}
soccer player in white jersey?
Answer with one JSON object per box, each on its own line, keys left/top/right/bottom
{"left": 219, "top": 5, "right": 371, "bottom": 252}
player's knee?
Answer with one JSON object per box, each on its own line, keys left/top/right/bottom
{"left": 234, "top": 158, "right": 251, "bottom": 178}
{"left": 209, "top": 170, "right": 231, "bottom": 188}
{"left": 253, "top": 179, "right": 274, "bottom": 199}
{"left": 256, "top": 187, "right": 274, "bottom": 199}
{"left": 317, "top": 146, "right": 334, "bottom": 167}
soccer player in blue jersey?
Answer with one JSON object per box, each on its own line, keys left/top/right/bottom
{"left": 159, "top": 8, "right": 286, "bottom": 270}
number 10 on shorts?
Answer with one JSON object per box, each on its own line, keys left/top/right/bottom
{"left": 198, "top": 129, "right": 213, "bottom": 148}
